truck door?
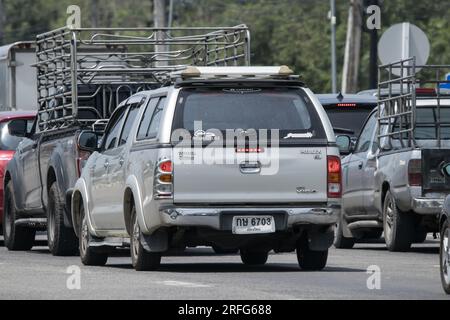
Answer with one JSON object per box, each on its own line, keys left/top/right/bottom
{"left": 362, "top": 131, "right": 380, "bottom": 216}
{"left": 19, "top": 134, "right": 42, "bottom": 210}
{"left": 342, "top": 112, "right": 377, "bottom": 216}
{"left": 89, "top": 105, "right": 127, "bottom": 229}
{"left": 105, "top": 96, "right": 145, "bottom": 229}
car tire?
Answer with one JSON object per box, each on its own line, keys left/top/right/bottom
{"left": 3, "top": 181, "right": 35, "bottom": 251}
{"left": 383, "top": 191, "right": 414, "bottom": 252}
{"left": 334, "top": 218, "right": 355, "bottom": 249}
{"left": 130, "top": 206, "right": 161, "bottom": 271}
{"left": 79, "top": 202, "right": 108, "bottom": 266}
{"left": 47, "top": 183, "right": 78, "bottom": 256}
{"left": 212, "top": 246, "right": 239, "bottom": 255}
{"left": 297, "top": 239, "right": 328, "bottom": 271}
{"left": 240, "top": 250, "right": 268, "bottom": 265}
{"left": 440, "top": 221, "right": 450, "bottom": 294}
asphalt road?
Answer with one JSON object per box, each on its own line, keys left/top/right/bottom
{"left": 0, "top": 235, "right": 449, "bottom": 300}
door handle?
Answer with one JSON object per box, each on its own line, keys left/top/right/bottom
{"left": 119, "top": 158, "right": 125, "bottom": 166}
{"left": 104, "top": 161, "right": 109, "bottom": 169}
{"left": 358, "top": 161, "right": 363, "bottom": 170}
{"left": 239, "top": 162, "right": 261, "bottom": 174}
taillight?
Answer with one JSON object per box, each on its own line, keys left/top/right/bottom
{"left": 408, "top": 159, "right": 422, "bottom": 187}
{"left": 416, "top": 88, "right": 436, "bottom": 96}
{"left": 77, "top": 150, "right": 92, "bottom": 176}
{"left": 154, "top": 159, "right": 173, "bottom": 199}
{"left": 327, "top": 156, "right": 342, "bottom": 198}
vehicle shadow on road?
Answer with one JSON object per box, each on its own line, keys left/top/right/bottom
{"left": 106, "top": 262, "right": 365, "bottom": 273}
{"left": 350, "top": 245, "right": 439, "bottom": 254}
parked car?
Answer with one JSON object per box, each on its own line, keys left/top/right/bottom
{"left": 2, "top": 25, "right": 252, "bottom": 255}
{"left": 317, "top": 93, "right": 377, "bottom": 141}
{"left": 440, "top": 192, "right": 450, "bottom": 294}
{"left": 71, "top": 66, "right": 342, "bottom": 271}
{"left": 336, "top": 59, "right": 450, "bottom": 252}
{"left": 0, "top": 111, "right": 36, "bottom": 235}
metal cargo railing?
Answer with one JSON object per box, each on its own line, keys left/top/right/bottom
{"left": 377, "top": 58, "right": 450, "bottom": 149}
{"left": 35, "top": 25, "right": 251, "bottom": 132}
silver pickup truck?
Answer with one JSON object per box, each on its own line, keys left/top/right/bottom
{"left": 71, "top": 66, "right": 342, "bottom": 271}
{"left": 336, "top": 58, "right": 450, "bottom": 252}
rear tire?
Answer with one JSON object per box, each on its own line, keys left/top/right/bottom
{"left": 334, "top": 218, "right": 355, "bottom": 249}
{"left": 3, "top": 181, "right": 35, "bottom": 251}
{"left": 440, "top": 222, "right": 450, "bottom": 294}
{"left": 297, "top": 239, "right": 328, "bottom": 271}
{"left": 383, "top": 191, "right": 414, "bottom": 252}
{"left": 240, "top": 250, "right": 268, "bottom": 265}
{"left": 47, "top": 183, "right": 78, "bottom": 256}
{"left": 130, "top": 206, "right": 161, "bottom": 271}
{"left": 79, "top": 202, "right": 108, "bottom": 266}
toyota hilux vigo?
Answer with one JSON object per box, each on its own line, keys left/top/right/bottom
{"left": 71, "top": 66, "right": 342, "bottom": 271}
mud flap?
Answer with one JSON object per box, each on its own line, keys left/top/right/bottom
{"left": 308, "top": 226, "right": 335, "bottom": 251}
{"left": 141, "top": 228, "right": 169, "bottom": 253}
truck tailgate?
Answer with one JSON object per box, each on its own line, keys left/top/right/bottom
{"left": 173, "top": 147, "right": 328, "bottom": 204}
{"left": 422, "top": 149, "right": 450, "bottom": 193}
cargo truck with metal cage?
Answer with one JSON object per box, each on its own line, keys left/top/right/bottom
{"left": 336, "top": 58, "right": 450, "bottom": 252}
{"left": 2, "top": 25, "right": 251, "bottom": 256}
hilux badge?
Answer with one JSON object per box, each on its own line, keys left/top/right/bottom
{"left": 296, "top": 187, "right": 317, "bottom": 194}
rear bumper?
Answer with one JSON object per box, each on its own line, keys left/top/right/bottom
{"left": 412, "top": 198, "right": 444, "bottom": 215}
{"left": 159, "top": 204, "right": 340, "bottom": 231}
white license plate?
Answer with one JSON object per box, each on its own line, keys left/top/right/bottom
{"left": 232, "top": 216, "right": 276, "bottom": 235}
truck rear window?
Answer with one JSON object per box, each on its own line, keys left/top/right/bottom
{"left": 172, "top": 87, "right": 325, "bottom": 141}
{"left": 393, "top": 106, "right": 450, "bottom": 140}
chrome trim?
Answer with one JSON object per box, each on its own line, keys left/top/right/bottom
{"left": 412, "top": 198, "right": 444, "bottom": 214}
{"left": 160, "top": 205, "right": 340, "bottom": 230}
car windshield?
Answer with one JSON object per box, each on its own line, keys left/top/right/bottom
{"left": 324, "top": 105, "right": 375, "bottom": 136}
{"left": 173, "top": 87, "right": 326, "bottom": 140}
{"left": 0, "top": 119, "right": 34, "bottom": 151}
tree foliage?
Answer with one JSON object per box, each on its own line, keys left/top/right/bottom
{"left": 0, "top": 0, "right": 449, "bottom": 92}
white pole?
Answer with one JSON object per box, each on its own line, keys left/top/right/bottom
{"left": 330, "top": 0, "right": 337, "bottom": 93}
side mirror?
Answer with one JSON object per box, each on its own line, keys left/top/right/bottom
{"left": 336, "top": 135, "right": 352, "bottom": 155}
{"left": 442, "top": 163, "right": 450, "bottom": 177}
{"left": 8, "top": 119, "right": 28, "bottom": 137}
{"left": 78, "top": 131, "right": 99, "bottom": 152}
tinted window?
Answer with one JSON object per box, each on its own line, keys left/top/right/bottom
{"left": 324, "top": 105, "right": 375, "bottom": 136}
{"left": 392, "top": 106, "right": 450, "bottom": 140}
{"left": 173, "top": 88, "right": 324, "bottom": 140}
{"left": 104, "top": 107, "right": 127, "bottom": 150}
{"left": 118, "top": 99, "right": 144, "bottom": 146}
{"left": 0, "top": 120, "right": 34, "bottom": 151}
{"left": 137, "top": 98, "right": 159, "bottom": 140}
{"left": 414, "top": 107, "right": 450, "bottom": 139}
{"left": 355, "top": 112, "right": 377, "bottom": 153}
{"left": 146, "top": 97, "right": 166, "bottom": 139}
